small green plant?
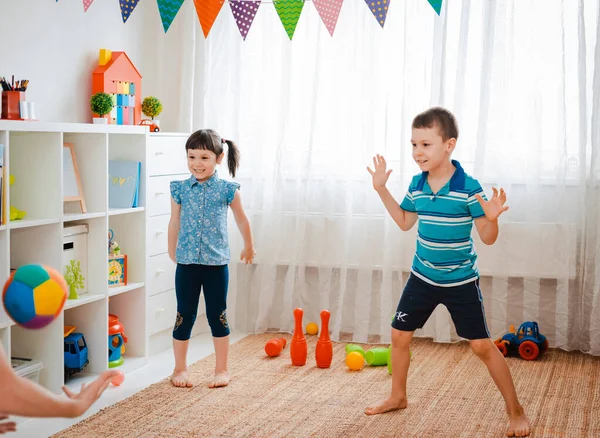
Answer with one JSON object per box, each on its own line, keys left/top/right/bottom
{"left": 65, "top": 260, "right": 85, "bottom": 300}
{"left": 90, "top": 92, "right": 114, "bottom": 117}
{"left": 142, "top": 96, "right": 163, "bottom": 120}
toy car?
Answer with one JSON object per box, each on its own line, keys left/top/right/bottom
{"left": 140, "top": 119, "right": 160, "bottom": 132}
{"left": 64, "top": 332, "right": 89, "bottom": 381}
{"left": 494, "top": 321, "right": 548, "bottom": 360}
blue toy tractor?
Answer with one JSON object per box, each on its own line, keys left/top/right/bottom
{"left": 494, "top": 321, "right": 548, "bottom": 360}
{"left": 64, "top": 333, "right": 89, "bottom": 381}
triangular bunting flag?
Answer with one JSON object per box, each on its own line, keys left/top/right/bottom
{"left": 230, "top": 0, "right": 261, "bottom": 40}
{"left": 83, "top": 0, "right": 94, "bottom": 11}
{"left": 364, "top": 0, "right": 390, "bottom": 28}
{"left": 427, "top": 0, "right": 442, "bottom": 15}
{"left": 274, "top": 0, "right": 304, "bottom": 40}
{"left": 194, "top": 0, "right": 225, "bottom": 38}
{"left": 120, "top": 0, "right": 141, "bottom": 23}
{"left": 157, "top": 0, "right": 185, "bottom": 33}
{"left": 313, "top": 0, "right": 344, "bottom": 36}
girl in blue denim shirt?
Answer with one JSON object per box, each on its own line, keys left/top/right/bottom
{"left": 168, "top": 129, "right": 254, "bottom": 389}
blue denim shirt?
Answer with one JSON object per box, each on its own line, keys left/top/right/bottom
{"left": 170, "top": 172, "right": 240, "bottom": 266}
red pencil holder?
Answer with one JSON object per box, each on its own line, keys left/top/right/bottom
{"left": 1, "top": 91, "right": 25, "bottom": 120}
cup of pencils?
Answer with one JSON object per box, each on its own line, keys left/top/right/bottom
{"left": 1, "top": 76, "right": 29, "bottom": 120}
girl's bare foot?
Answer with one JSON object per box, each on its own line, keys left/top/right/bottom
{"left": 506, "top": 409, "right": 531, "bottom": 437}
{"left": 208, "top": 371, "right": 230, "bottom": 388}
{"left": 365, "top": 397, "right": 407, "bottom": 415}
{"left": 171, "top": 370, "right": 193, "bottom": 388}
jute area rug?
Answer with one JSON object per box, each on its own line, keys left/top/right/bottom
{"left": 53, "top": 334, "right": 600, "bottom": 438}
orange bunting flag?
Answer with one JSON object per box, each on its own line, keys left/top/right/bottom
{"left": 194, "top": 0, "right": 226, "bottom": 38}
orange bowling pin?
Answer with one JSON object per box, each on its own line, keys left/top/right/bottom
{"left": 315, "top": 310, "right": 333, "bottom": 368}
{"left": 265, "top": 338, "right": 287, "bottom": 357}
{"left": 290, "top": 308, "right": 307, "bottom": 366}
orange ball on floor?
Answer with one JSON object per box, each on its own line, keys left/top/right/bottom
{"left": 346, "top": 351, "right": 365, "bottom": 371}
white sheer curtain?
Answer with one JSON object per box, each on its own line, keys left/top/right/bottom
{"left": 149, "top": 0, "right": 600, "bottom": 354}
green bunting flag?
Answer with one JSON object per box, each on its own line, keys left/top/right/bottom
{"left": 274, "top": 0, "right": 304, "bottom": 40}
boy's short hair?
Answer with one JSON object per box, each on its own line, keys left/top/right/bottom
{"left": 412, "top": 107, "right": 459, "bottom": 142}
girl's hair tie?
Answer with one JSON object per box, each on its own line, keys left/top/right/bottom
{"left": 221, "top": 138, "right": 226, "bottom": 144}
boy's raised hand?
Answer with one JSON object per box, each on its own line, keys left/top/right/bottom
{"left": 367, "top": 155, "right": 392, "bottom": 190}
{"left": 475, "top": 187, "right": 509, "bottom": 221}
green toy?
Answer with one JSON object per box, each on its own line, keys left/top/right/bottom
{"left": 345, "top": 344, "right": 366, "bottom": 357}
{"left": 365, "top": 347, "right": 389, "bottom": 366}
{"left": 64, "top": 259, "right": 85, "bottom": 300}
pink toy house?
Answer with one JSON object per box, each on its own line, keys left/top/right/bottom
{"left": 92, "top": 49, "right": 142, "bottom": 125}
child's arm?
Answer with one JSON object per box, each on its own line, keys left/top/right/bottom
{"left": 168, "top": 198, "right": 181, "bottom": 263}
{"left": 0, "top": 344, "right": 119, "bottom": 419}
{"left": 368, "top": 155, "right": 418, "bottom": 231}
{"left": 229, "top": 190, "right": 255, "bottom": 264}
{"left": 474, "top": 187, "right": 509, "bottom": 245}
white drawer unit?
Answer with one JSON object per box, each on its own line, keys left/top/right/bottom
{"left": 147, "top": 175, "right": 174, "bottom": 217}
{"left": 148, "top": 246, "right": 177, "bottom": 297}
{"left": 146, "top": 133, "right": 199, "bottom": 350}
{"left": 148, "top": 214, "right": 170, "bottom": 256}
{"left": 147, "top": 135, "right": 188, "bottom": 176}
{"left": 148, "top": 289, "right": 177, "bottom": 336}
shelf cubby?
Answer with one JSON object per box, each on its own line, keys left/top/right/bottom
{"left": 8, "top": 132, "right": 62, "bottom": 224}
{"left": 108, "top": 133, "right": 146, "bottom": 210}
{"left": 63, "top": 216, "right": 108, "bottom": 298}
{"left": 63, "top": 133, "right": 108, "bottom": 217}
{"left": 11, "top": 314, "right": 64, "bottom": 393}
{"left": 64, "top": 298, "right": 108, "bottom": 377}
{"left": 10, "top": 223, "right": 63, "bottom": 270}
{"left": 108, "top": 211, "right": 146, "bottom": 286}
{"left": 108, "top": 287, "right": 147, "bottom": 370}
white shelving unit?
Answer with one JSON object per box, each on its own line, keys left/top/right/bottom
{"left": 0, "top": 121, "right": 148, "bottom": 394}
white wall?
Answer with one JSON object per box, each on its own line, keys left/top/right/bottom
{"left": 0, "top": 0, "right": 167, "bottom": 124}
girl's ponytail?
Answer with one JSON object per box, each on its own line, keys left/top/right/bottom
{"left": 225, "top": 139, "right": 240, "bottom": 178}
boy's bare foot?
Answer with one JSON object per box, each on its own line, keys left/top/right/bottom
{"left": 364, "top": 397, "right": 407, "bottom": 415}
{"left": 506, "top": 408, "right": 531, "bottom": 437}
{"left": 208, "top": 371, "right": 230, "bottom": 388}
{"left": 171, "top": 370, "right": 193, "bottom": 388}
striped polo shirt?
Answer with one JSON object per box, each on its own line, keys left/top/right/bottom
{"left": 400, "top": 160, "right": 487, "bottom": 287}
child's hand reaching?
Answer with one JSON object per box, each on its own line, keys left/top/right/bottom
{"left": 367, "top": 155, "right": 393, "bottom": 191}
{"left": 475, "top": 187, "right": 509, "bottom": 221}
{"left": 240, "top": 247, "right": 256, "bottom": 265}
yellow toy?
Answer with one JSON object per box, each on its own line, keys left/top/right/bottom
{"left": 306, "top": 322, "right": 318, "bottom": 335}
{"left": 9, "top": 175, "right": 26, "bottom": 220}
{"left": 346, "top": 351, "right": 365, "bottom": 371}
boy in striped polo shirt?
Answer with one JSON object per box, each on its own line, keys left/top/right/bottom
{"left": 365, "top": 108, "right": 530, "bottom": 437}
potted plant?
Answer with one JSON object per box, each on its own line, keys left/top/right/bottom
{"left": 64, "top": 259, "right": 85, "bottom": 300}
{"left": 141, "top": 96, "right": 163, "bottom": 127}
{"left": 90, "top": 92, "right": 114, "bottom": 124}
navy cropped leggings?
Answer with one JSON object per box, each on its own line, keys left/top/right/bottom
{"left": 173, "top": 264, "right": 230, "bottom": 340}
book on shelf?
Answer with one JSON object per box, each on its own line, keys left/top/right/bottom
{"left": 108, "top": 160, "right": 141, "bottom": 209}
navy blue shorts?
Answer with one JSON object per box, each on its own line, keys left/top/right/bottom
{"left": 391, "top": 274, "right": 490, "bottom": 340}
